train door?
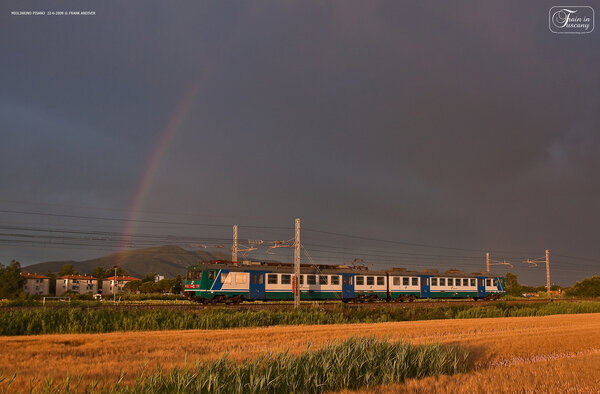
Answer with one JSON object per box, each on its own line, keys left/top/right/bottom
{"left": 419, "top": 276, "right": 431, "bottom": 298}
{"left": 341, "top": 274, "right": 354, "bottom": 299}
{"left": 496, "top": 277, "right": 505, "bottom": 292}
{"left": 249, "top": 271, "right": 266, "bottom": 300}
{"left": 477, "top": 277, "right": 486, "bottom": 298}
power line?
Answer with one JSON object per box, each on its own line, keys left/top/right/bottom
{"left": 0, "top": 209, "right": 292, "bottom": 230}
{"left": 553, "top": 253, "right": 600, "bottom": 264}
{"left": 303, "top": 227, "right": 539, "bottom": 254}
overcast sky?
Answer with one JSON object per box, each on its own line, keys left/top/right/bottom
{"left": 1, "top": 1, "right": 599, "bottom": 285}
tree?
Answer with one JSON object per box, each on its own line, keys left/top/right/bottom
{"left": 59, "top": 264, "right": 76, "bottom": 276}
{"left": 504, "top": 273, "right": 522, "bottom": 297}
{"left": 104, "top": 266, "right": 128, "bottom": 278}
{"left": 141, "top": 272, "right": 157, "bottom": 283}
{"left": 171, "top": 275, "right": 183, "bottom": 294}
{"left": 122, "top": 280, "right": 141, "bottom": 293}
{"left": 139, "top": 281, "right": 157, "bottom": 293}
{"left": 45, "top": 272, "right": 57, "bottom": 295}
{"left": 156, "top": 279, "right": 172, "bottom": 293}
{"left": 93, "top": 266, "right": 106, "bottom": 279}
{"left": 0, "top": 260, "right": 24, "bottom": 299}
{"left": 565, "top": 276, "right": 600, "bottom": 297}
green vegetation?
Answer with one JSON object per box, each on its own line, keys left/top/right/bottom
{"left": 58, "top": 264, "right": 76, "bottom": 276}
{"left": 564, "top": 276, "right": 600, "bottom": 298}
{"left": 122, "top": 275, "right": 183, "bottom": 294}
{"left": 504, "top": 272, "right": 564, "bottom": 297}
{"left": 128, "top": 338, "right": 467, "bottom": 393}
{"left": 1, "top": 302, "right": 599, "bottom": 336}
{"left": 0, "top": 260, "right": 24, "bottom": 299}
{"left": 6, "top": 338, "right": 468, "bottom": 393}
{"left": 455, "top": 301, "right": 600, "bottom": 319}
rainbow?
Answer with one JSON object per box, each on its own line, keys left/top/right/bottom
{"left": 117, "top": 78, "right": 204, "bottom": 264}
{"left": 116, "top": 5, "right": 259, "bottom": 264}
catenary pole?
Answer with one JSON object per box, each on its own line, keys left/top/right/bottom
{"left": 294, "top": 218, "right": 301, "bottom": 308}
{"left": 546, "top": 249, "right": 551, "bottom": 298}
{"left": 232, "top": 225, "right": 238, "bottom": 263}
{"left": 113, "top": 265, "right": 117, "bottom": 303}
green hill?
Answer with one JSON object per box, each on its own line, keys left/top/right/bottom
{"left": 23, "top": 245, "right": 231, "bottom": 278}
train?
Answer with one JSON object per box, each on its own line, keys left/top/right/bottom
{"left": 184, "top": 260, "right": 505, "bottom": 303}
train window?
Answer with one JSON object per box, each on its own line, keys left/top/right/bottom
{"left": 331, "top": 276, "right": 340, "bottom": 285}
{"left": 281, "top": 274, "right": 291, "bottom": 285}
{"left": 267, "top": 274, "right": 278, "bottom": 285}
{"left": 493, "top": 279, "right": 498, "bottom": 286}
{"left": 221, "top": 273, "right": 231, "bottom": 284}
{"left": 439, "top": 278, "right": 446, "bottom": 286}
{"left": 411, "top": 277, "right": 418, "bottom": 286}
{"left": 393, "top": 277, "right": 400, "bottom": 286}
{"left": 377, "top": 277, "right": 385, "bottom": 286}
{"left": 187, "top": 271, "right": 193, "bottom": 280}
{"left": 431, "top": 278, "right": 438, "bottom": 286}
{"left": 195, "top": 271, "right": 203, "bottom": 280}
{"left": 236, "top": 273, "right": 247, "bottom": 284}
{"left": 486, "top": 279, "right": 491, "bottom": 287}
{"left": 251, "top": 274, "right": 257, "bottom": 284}
{"left": 319, "top": 275, "right": 328, "bottom": 285}
{"left": 208, "top": 271, "right": 215, "bottom": 281}
{"left": 307, "top": 275, "right": 316, "bottom": 285}
{"left": 366, "top": 276, "right": 374, "bottom": 286}
{"left": 463, "top": 279, "right": 469, "bottom": 286}
{"left": 299, "top": 275, "right": 304, "bottom": 285}
{"left": 470, "top": 278, "right": 476, "bottom": 286}
{"left": 402, "top": 277, "right": 409, "bottom": 286}
{"left": 447, "top": 278, "right": 453, "bottom": 286}
{"left": 356, "top": 276, "right": 364, "bottom": 285}
{"left": 258, "top": 274, "right": 264, "bottom": 285}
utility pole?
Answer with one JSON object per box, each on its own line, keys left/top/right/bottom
{"left": 486, "top": 252, "right": 490, "bottom": 273}
{"left": 546, "top": 249, "right": 551, "bottom": 298}
{"left": 294, "top": 218, "right": 301, "bottom": 308}
{"left": 113, "top": 265, "right": 117, "bottom": 303}
{"left": 232, "top": 225, "right": 238, "bottom": 263}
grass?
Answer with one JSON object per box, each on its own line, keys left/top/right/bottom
{"left": 5, "top": 337, "right": 468, "bottom": 393}
{"left": 1, "top": 301, "right": 600, "bottom": 336}
{"left": 1, "top": 313, "right": 599, "bottom": 391}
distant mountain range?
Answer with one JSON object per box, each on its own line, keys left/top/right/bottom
{"left": 23, "top": 245, "right": 232, "bottom": 278}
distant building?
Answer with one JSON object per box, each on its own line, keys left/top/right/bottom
{"left": 154, "top": 274, "right": 165, "bottom": 282}
{"left": 102, "top": 276, "right": 140, "bottom": 295}
{"left": 56, "top": 275, "right": 97, "bottom": 296}
{"left": 21, "top": 273, "right": 50, "bottom": 295}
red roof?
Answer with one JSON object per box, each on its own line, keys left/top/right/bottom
{"left": 58, "top": 274, "right": 96, "bottom": 280}
{"left": 104, "top": 276, "right": 140, "bottom": 281}
{"left": 21, "top": 272, "right": 50, "bottom": 279}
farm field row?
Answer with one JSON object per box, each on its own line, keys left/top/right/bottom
{"left": 0, "top": 313, "right": 599, "bottom": 391}
{"left": 3, "top": 301, "right": 600, "bottom": 336}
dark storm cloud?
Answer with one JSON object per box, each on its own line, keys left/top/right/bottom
{"left": 1, "top": 1, "right": 598, "bottom": 284}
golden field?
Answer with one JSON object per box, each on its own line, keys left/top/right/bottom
{"left": 1, "top": 313, "right": 599, "bottom": 392}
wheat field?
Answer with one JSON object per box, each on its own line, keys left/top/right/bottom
{"left": 0, "top": 313, "right": 599, "bottom": 392}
